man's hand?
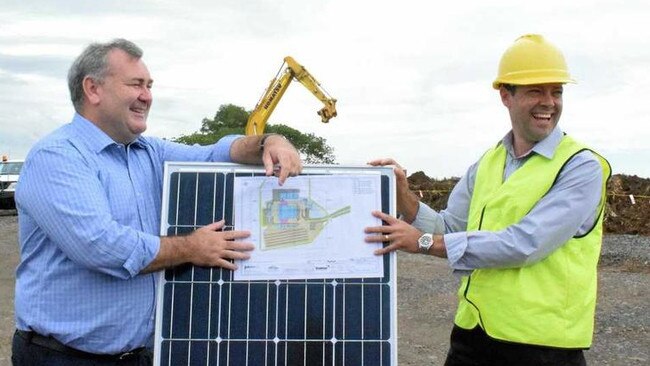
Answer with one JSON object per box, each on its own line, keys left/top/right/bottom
{"left": 364, "top": 211, "right": 422, "bottom": 255}
{"left": 367, "top": 158, "right": 420, "bottom": 222}
{"left": 182, "top": 221, "right": 255, "bottom": 270}
{"left": 261, "top": 134, "right": 303, "bottom": 185}
{"left": 143, "top": 220, "right": 255, "bottom": 273}
{"left": 365, "top": 211, "right": 447, "bottom": 257}
{"left": 230, "top": 134, "right": 303, "bottom": 185}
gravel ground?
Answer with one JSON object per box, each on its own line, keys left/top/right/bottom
{"left": 0, "top": 211, "right": 648, "bottom": 365}
{"left": 396, "top": 234, "right": 650, "bottom": 366}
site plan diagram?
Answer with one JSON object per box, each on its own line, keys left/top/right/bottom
{"left": 233, "top": 174, "right": 383, "bottom": 280}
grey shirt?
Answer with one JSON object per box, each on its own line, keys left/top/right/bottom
{"left": 412, "top": 126, "right": 604, "bottom": 272}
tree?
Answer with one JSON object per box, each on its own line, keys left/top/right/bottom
{"left": 265, "top": 124, "right": 335, "bottom": 164}
{"left": 173, "top": 104, "right": 336, "bottom": 164}
{"left": 200, "top": 104, "right": 248, "bottom": 132}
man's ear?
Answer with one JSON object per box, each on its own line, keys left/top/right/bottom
{"left": 82, "top": 76, "right": 101, "bottom": 105}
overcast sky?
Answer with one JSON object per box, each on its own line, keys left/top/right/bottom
{"left": 1, "top": 0, "right": 649, "bottom": 178}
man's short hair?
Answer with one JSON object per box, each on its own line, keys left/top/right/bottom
{"left": 67, "top": 39, "right": 143, "bottom": 112}
{"left": 501, "top": 84, "right": 518, "bottom": 95}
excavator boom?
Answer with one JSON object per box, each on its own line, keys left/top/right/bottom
{"left": 245, "top": 56, "right": 337, "bottom": 136}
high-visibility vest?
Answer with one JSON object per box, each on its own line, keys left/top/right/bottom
{"left": 454, "top": 134, "right": 611, "bottom": 348}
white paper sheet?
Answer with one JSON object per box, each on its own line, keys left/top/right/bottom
{"left": 233, "top": 174, "right": 383, "bottom": 280}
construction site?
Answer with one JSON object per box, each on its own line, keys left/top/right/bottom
{"left": 1, "top": 37, "right": 648, "bottom": 365}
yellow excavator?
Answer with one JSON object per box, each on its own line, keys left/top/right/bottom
{"left": 245, "top": 56, "right": 337, "bottom": 136}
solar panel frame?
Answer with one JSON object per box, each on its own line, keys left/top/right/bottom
{"left": 154, "top": 162, "right": 397, "bottom": 365}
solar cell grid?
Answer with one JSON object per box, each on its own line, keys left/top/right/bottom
{"left": 155, "top": 163, "right": 397, "bottom": 365}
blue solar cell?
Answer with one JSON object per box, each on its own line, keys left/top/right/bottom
{"left": 155, "top": 164, "right": 397, "bottom": 365}
{"left": 196, "top": 173, "right": 216, "bottom": 226}
{"left": 191, "top": 283, "right": 211, "bottom": 339}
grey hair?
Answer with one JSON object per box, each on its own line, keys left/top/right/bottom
{"left": 67, "top": 39, "right": 143, "bottom": 112}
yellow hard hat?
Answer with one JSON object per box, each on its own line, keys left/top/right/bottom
{"left": 492, "top": 34, "right": 575, "bottom": 89}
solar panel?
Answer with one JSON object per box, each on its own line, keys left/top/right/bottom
{"left": 154, "top": 162, "right": 397, "bottom": 365}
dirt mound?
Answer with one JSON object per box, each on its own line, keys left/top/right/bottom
{"left": 407, "top": 171, "right": 457, "bottom": 211}
{"left": 408, "top": 172, "right": 650, "bottom": 236}
{"left": 605, "top": 175, "right": 650, "bottom": 235}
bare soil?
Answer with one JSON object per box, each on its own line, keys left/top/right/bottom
{"left": 0, "top": 212, "right": 19, "bottom": 366}
{"left": 395, "top": 251, "right": 649, "bottom": 365}
{"left": 605, "top": 175, "right": 650, "bottom": 235}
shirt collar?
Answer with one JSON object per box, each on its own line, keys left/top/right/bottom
{"left": 501, "top": 126, "right": 564, "bottom": 160}
{"left": 71, "top": 113, "right": 146, "bottom": 153}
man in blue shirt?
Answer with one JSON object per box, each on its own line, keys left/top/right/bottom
{"left": 365, "top": 35, "right": 610, "bottom": 365}
{"left": 12, "top": 39, "right": 302, "bottom": 365}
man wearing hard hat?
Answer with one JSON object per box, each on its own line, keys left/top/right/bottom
{"left": 366, "top": 34, "right": 611, "bottom": 365}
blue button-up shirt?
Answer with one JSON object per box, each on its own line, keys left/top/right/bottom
{"left": 14, "top": 114, "right": 239, "bottom": 354}
{"left": 412, "top": 126, "right": 604, "bottom": 273}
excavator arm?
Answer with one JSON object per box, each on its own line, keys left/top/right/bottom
{"left": 245, "top": 56, "right": 337, "bottom": 136}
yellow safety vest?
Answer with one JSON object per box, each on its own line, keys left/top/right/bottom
{"left": 454, "top": 135, "right": 611, "bottom": 348}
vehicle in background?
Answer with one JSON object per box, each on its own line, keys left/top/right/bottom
{"left": 0, "top": 157, "right": 23, "bottom": 209}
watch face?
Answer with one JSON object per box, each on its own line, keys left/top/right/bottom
{"left": 418, "top": 234, "right": 433, "bottom": 254}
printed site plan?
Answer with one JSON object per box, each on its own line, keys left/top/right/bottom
{"left": 233, "top": 174, "right": 383, "bottom": 280}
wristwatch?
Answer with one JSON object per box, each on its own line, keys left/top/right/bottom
{"left": 417, "top": 233, "right": 434, "bottom": 254}
{"left": 259, "top": 133, "right": 276, "bottom": 152}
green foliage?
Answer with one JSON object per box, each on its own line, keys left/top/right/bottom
{"left": 172, "top": 103, "right": 336, "bottom": 164}
{"left": 200, "top": 104, "right": 248, "bottom": 132}
{"left": 266, "top": 124, "right": 335, "bottom": 164}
